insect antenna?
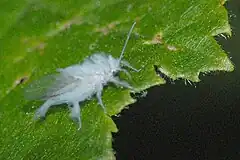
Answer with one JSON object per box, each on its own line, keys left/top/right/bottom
{"left": 118, "top": 21, "right": 137, "bottom": 65}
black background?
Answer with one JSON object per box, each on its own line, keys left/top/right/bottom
{"left": 113, "top": 1, "right": 240, "bottom": 159}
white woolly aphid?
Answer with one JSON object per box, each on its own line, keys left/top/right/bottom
{"left": 24, "top": 22, "right": 139, "bottom": 129}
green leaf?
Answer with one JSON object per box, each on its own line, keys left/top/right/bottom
{"left": 0, "top": 0, "right": 233, "bottom": 159}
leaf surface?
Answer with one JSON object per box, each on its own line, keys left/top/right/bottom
{"left": 0, "top": 0, "right": 233, "bottom": 159}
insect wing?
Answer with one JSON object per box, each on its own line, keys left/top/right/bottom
{"left": 24, "top": 73, "right": 79, "bottom": 100}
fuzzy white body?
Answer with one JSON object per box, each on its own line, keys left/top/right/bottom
{"left": 52, "top": 53, "right": 121, "bottom": 102}
{"left": 27, "top": 53, "right": 137, "bottom": 129}
{"left": 24, "top": 22, "right": 138, "bottom": 129}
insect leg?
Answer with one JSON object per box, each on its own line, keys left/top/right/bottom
{"left": 34, "top": 99, "right": 55, "bottom": 120}
{"left": 110, "top": 77, "right": 135, "bottom": 91}
{"left": 121, "top": 60, "right": 141, "bottom": 72}
{"left": 120, "top": 68, "right": 132, "bottom": 79}
{"left": 70, "top": 101, "right": 81, "bottom": 130}
{"left": 96, "top": 86, "right": 106, "bottom": 113}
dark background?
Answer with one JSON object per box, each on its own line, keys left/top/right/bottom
{"left": 113, "top": 1, "right": 240, "bottom": 159}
